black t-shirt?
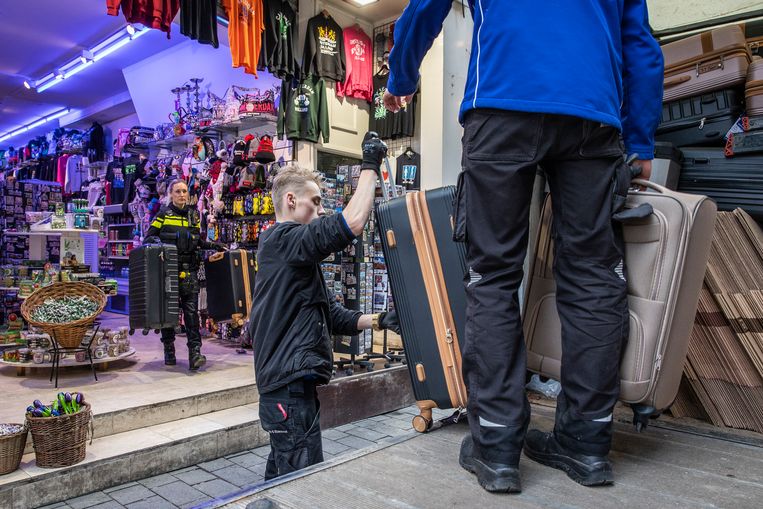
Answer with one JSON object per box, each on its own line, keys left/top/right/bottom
{"left": 303, "top": 14, "right": 345, "bottom": 82}
{"left": 396, "top": 150, "right": 421, "bottom": 190}
{"left": 180, "top": 0, "right": 219, "bottom": 48}
{"left": 370, "top": 73, "right": 417, "bottom": 139}
{"left": 258, "top": 0, "right": 299, "bottom": 79}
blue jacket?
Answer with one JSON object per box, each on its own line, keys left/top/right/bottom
{"left": 387, "top": 0, "right": 664, "bottom": 159}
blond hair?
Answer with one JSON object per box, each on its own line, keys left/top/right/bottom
{"left": 271, "top": 164, "right": 324, "bottom": 215}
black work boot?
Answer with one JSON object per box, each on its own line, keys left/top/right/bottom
{"left": 459, "top": 435, "right": 521, "bottom": 493}
{"left": 523, "top": 429, "right": 614, "bottom": 487}
{"left": 189, "top": 346, "right": 206, "bottom": 371}
{"left": 163, "top": 342, "right": 176, "bottom": 366}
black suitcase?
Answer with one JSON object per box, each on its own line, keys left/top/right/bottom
{"left": 656, "top": 88, "right": 744, "bottom": 147}
{"left": 204, "top": 249, "right": 256, "bottom": 327}
{"left": 128, "top": 244, "right": 179, "bottom": 334}
{"left": 376, "top": 185, "right": 468, "bottom": 432}
{"left": 678, "top": 147, "right": 763, "bottom": 220}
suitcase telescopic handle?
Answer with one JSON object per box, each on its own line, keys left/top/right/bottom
{"left": 378, "top": 156, "right": 399, "bottom": 202}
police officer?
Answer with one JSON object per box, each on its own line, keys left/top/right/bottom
{"left": 144, "top": 179, "right": 224, "bottom": 370}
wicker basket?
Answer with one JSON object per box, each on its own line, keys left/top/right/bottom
{"left": 21, "top": 282, "right": 106, "bottom": 348}
{"left": 27, "top": 403, "right": 92, "bottom": 468}
{"left": 0, "top": 424, "right": 27, "bottom": 475}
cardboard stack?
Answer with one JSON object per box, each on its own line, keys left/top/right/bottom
{"left": 671, "top": 209, "right": 763, "bottom": 433}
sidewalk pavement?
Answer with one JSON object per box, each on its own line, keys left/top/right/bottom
{"left": 51, "top": 406, "right": 454, "bottom": 509}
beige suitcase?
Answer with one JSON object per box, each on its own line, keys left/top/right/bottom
{"left": 662, "top": 25, "right": 751, "bottom": 102}
{"left": 745, "top": 57, "right": 763, "bottom": 117}
{"left": 522, "top": 181, "right": 717, "bottom": 430}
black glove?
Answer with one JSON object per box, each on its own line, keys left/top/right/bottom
{"left": 361, "top": 131, "right": 387, "bottom": 174}
{"left": 379, "top": 310, "right": 401, "bottom": 335}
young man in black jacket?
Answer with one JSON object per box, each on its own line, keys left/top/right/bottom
{"left": 249, "top": 133, "right": 400, "bottom": 480}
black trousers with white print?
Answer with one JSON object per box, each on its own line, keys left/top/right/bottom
{"left": 454, "top": 109, "right": 630, "bottom": 463}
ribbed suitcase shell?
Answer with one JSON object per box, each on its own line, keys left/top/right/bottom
{"left": 656, "top": 89, "right": 744, "bottom": 147}
{"left": 128, "top": 245, "right": 179, "bottom": 332}
{"left": 205, "top": 249, "right": 255, "bottom": 326}
{"left": 679, "top": 147, "right": 763, "bottom": 220}
{"left": 523, "top": 185, "right": 716, "bottom": 428}
{"left": 376, "top": 186, "right": 468, "bottom": 431}
{"left": 662, "top": 25, "right": 750, "bottom": 102}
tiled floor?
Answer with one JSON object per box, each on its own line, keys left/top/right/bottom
{"left": 52, "top": 405, "right": 450, "bottom": 509}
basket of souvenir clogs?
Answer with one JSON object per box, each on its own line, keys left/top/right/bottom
{"left": 26, "top": 393, "right": 92, "bottom": 468}
{"left": 0, "top": 423, "right": 27, "bottom": 474}
{"left": 21, "top": 282, "right": 106, "bottom": 348}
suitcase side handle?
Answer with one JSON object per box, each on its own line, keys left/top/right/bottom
{"left": 663, "top": 75, "right": 691, "bottom": 88}
{"left": 208, "top": 252, "right": 225, "bottom": 262}
{"left": 631, "top": 178, "right": 669, "bottom": 194}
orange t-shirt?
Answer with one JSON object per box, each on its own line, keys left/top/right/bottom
{"left": 223, "top": 0, "right": 265, "bottom": 77}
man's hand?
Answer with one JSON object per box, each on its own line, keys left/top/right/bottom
{"left": 631, "top": 159, "right": 652, "bottom": 180}
{"left": 379, "top": 310, "right": 402, "bottom": 335}
{"left": 383, "top": 91, "right": 414, "bottom": 113}
{"left": 361, "top": 131, "right": 388, "bottom": 173}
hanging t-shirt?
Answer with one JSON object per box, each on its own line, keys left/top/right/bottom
{"left": 277, "top": 76, "right": 330, "bottom": 143}
{"left": 336, "top": 26, "right": 373, "bottom": 102}
{"left": 180, "top": 0, "right": 219, "bottom": 48}
{"left": 56, "top": 154, "right": 71, "bottom": 189}
{"left": 258, "top": 0, "right": 299, "bottom": 79}
{"left": 64, "top": 155, "right": 84, "bottom": 194}
{"left": 369, "top": 73, "right": 417, "bottom": 140}
{"left": 303, "top": 13, "right": 345, "bottom": 82}
{"left": 223, "top": 0, "right": 265, "bottom": 77}
{"left": 107, "top": 0, "right": 180, "bottom": 39}
{"left": 396, "top": 150, "right": 421, "bottom": 190}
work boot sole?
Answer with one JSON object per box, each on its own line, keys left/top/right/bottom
{"left": 459, "top": 453, "right": 521, "bottom": 493}
{"left": 523, "top": 443, "right": 613, "bottom": 487}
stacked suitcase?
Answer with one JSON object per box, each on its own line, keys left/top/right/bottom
{"left": 204, "top": 249, "right": 256, "bottom": 327}
{"left": 128, "top": 245, "right": 179, "bottom": 335}
{"left": 657, "top": 23, "right": 763, "bottom": 222}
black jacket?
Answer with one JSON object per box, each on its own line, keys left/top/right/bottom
{"left": 250, "top": 214, "right": 361, "bottom": 394}
{"left": 144, "top": 203, "right": 211, "bottom": 268}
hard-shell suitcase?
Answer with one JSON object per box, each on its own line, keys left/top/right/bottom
{"left": 678, "top": 147, "right": 763, "bottom": 220}
{"left": 662, "top": 25, "right": 751, "bottom": 102}
{"left": 204, "top": 249, "right": 256, "bottom": 327}
{"left": 725, "top": 129, "right": 763, "bottom": 156}
{"left": 656, "top": 89, "right": 744, "bottom": 147}
{"left": 128, "top": 244, "right": 179, "bottom": 334}
{"left": 522, "top": 181, "right": 716, "bottom": 429}
{"left": 745, "top": 58, "right": 763, "bottom": 116}
{"left": 651, "top": 142, "right": 682, "bottom": 190}
{"left": 376, "top": 184, "right": 468, "bottom": 432}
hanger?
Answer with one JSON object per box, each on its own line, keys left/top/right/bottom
{"left": 405, "top": 146, "right": 415, "bottom": 157}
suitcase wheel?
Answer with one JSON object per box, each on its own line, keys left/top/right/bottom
{"left": 142, "top": 329, "right": 150, "bottom": 336}
{"left": 631, "top": 404, "right": 660, "bottom": 432}
{"left": 129, "top": 329, "right": 135, "bottom": 336}
{"left": 154, "top": 329, "right": 160, "bottom": 334}
{"left": 412, "top": 414, "right": 433, "bottom": 433}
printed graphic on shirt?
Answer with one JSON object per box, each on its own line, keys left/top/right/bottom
{"left": 124, "top": 164, "right": 136, "bottom": 175}
{"left": 295, "top": 94, "right": 310, "bottom": 112}
{"left": 350, "top": 39, "right": 367, "bottom": 61}
{"left": 276, "top": 11, "right": 290, "bottom": 39}
{"left": 402, "top": 165, "right": 417, "bottom": 183}
{"left": 238, "top": 0, "right": 258, "bottom": 22}
{"left": 318, "top": 26, "right": 338, "bottom": 56}
{"left": 373, "top": 86, "right": 388, "bottom": 120}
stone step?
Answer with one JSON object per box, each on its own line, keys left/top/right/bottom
{"left": 19, "top": 383, "right": 259, "bottom": 455}
{"left": 1, "top": 403, "right": 266, "bottom": 509}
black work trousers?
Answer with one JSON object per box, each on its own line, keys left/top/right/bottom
{"left": 455, "top": 109, "right": 629, "bottom": 463}
{"left": 260, "top": 378, "right": 323, "bottom": 480}
{"left": 161, "top": 271, "right": 202, "bottom": 350}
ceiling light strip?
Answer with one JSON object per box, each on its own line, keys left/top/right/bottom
{"left": 0, "top": 108, "right": 71, "bottom": 143}
{"left": 33, "top": 25, "right": 150, "bottom": 94}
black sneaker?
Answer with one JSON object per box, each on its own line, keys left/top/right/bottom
{"left": 459, "top": 435, "right": 521, "bottom": 493}
{"left": 523, "top": 429, "right": 614, "bottom": 487}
